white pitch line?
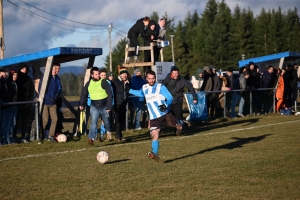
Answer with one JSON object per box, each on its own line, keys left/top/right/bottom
{"left": 0, "top": 119, "right": 299, "bottom": 163}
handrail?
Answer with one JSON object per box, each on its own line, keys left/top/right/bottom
{"left": 3, "top": 100, "right": 40, "bottom": 140}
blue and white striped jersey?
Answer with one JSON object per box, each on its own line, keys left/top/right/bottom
{"left": 129, "top": 82, "right": 173, "bottom": 120}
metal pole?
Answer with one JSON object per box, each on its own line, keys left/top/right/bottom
{"left": 35, "top": 101, "right": 40, "bottom": 140}
{"left": 250, "top": 91, "right": 252, "bottom": 115}
{"left": 0, "top": 0, "right": 4, "bottom": 59}
{"left": 223, "top": 92, "right": 227, "bottom": 118}
{"left": 170, "top": 35, "right": 175, "bottom": 64}
{"left": 273, "top": 89, "right": 276, "bottom": 113}
{"left": 108, "top": 23, "right": 112, "bottom": 72}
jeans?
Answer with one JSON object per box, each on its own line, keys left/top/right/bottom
{"left": 231, "top": 92, "right": 241, "bottom": 117}
{"left": 132, "top": 101, "right": 145, "bottom": 129}
{"left": 3, "top": 106, "right": 18, "bottom": 144}
{"left": 89, "top": 105, "right": 110, "bottom": 139}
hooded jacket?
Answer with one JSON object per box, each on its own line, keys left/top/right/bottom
{"left": 162, "top": 74, "right": 197, "bottom": 104}
{"left": 130, "top": 74, "right": 147, "bottom": 102}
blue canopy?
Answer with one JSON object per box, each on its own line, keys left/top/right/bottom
{"left": 238, "top": 51, "right": 300, "bottom": 70}
{"left": 0, "top": 47, "right": 102, "bottom": 68}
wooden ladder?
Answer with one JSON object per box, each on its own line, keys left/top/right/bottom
{"left": 123, "top": 42, "right": 163, "bottom": 67}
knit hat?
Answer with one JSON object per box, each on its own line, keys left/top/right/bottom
{"left": 227, "top": 67, "right": 233, "bottom": 72}
{"left": 107, "top": 71, "right": 113, "bottom": 77}
{"left": 134, "top": 68, "right": 141, "bottom": 74}
{"left": 249, "top": 61, "right": 255, "bottom": 66}
{"left": 203, "top": 66, "right": 210, "bottom": 72}
{"left": 119, "top": 67, "right": 128, "bottom": 75}
{"left": 216, "top": 70, "right": 222, "bottom": 76}
{"left": 170, "top": 65, "right": 178, "bottom": 72}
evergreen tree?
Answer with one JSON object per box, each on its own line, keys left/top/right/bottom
{"left": 284, "top": 8, "right": 300, "bottom": 51}
{"left": 194, "top": 0, "right": 218, "bottom": 67}
{"left": 254, "top": 8, "right": 271, "bottom": 56}
{"left": 205, "top": 0, "right": 232, "bottom": 69}
{"left": 229, "top": 7, "right": 255, "bottom": 67}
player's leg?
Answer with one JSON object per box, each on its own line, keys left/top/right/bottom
{"left": 148, "top": 119, "right": 161, "bottom": 161}
{"left": 162, "top": 112, "right": 182, "bottom": 136}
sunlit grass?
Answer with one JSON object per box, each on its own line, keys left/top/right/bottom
{"left": 0, "top": 114, "right": 299, "bottom": 199}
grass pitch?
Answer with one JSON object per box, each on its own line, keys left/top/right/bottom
{"left": 0, "top": 114, "right": 300, "bottom": 199}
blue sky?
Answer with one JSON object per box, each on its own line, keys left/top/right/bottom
{"left": 3, "top": 0, "right": 299, "bottom": 69}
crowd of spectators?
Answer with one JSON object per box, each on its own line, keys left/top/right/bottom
{"left": 0, "top": 61, "right": 299, "bottom": 146}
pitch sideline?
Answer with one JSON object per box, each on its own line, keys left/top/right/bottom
{"left": 0, "top": 119, "right": 299, "bottom": 163}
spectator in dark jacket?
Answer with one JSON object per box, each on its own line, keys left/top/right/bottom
{"left": 224, "top": 67, "right": 234, "bottom": 116}
{"left": 290, "top": 64, "right": 298, "bottom": 110}
{"left": 0, "top": 69, "right": 8, "bottom": 145}
{"left": 14, "top": 63, "right": 34, "bottom": 143}
{"left": 3, "top": 70, "right": 19, "bottom": 144}
{"left": 113, "top": 68, "right": 130, "bottom": 141}
{"left": 39, "top": 63, "right": 62, "bottom": 142}
{"left": 141, "top": 20, "right": 158, "bottom": 64}
{"left": 261, "top": 65, "right": 275, "bottom": 114}
{"left": 130, "top": 68, "right": 147, "bottom": 130}
{"left": 162, "top": 66, "right": 197, "bottom": 132}
{"left": 247, "top": 62, "right": 261, "bottom": 115}
{"left": 126, "top": 17, "right": 151, "bottom": 63}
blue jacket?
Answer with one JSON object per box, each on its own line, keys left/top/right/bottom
{"left": 262, "top": 71, "right": 274, "bottom": 88}
{"left": 39, "top": 75, "right": 62, "bottom": 106}
{"left": 130, "top": 75, "right": 147, "bottom": 102}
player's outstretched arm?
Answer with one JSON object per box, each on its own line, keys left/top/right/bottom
{"left": 129, "top": 88, "right": 144, "bottom": 97}
{"left": 160, "top": 85, "right": 173, "bottom": 106}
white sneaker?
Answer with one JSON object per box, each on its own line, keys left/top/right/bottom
{"left": 237, "top": 113, "right": 245, "bottom": 117}
{"left": 22, "top": 139, "right": 28, "bottom": 143}
{"left": 135, "top": 127, "right": 142, "bottom": 130}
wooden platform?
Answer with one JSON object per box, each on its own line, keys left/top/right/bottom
{"left": 123, "top": 62, "right": 154, "bottom": 67}
{"left": 123, "top": 43, "right": 163, "bottom": 67}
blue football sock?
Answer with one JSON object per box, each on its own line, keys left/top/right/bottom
{"left": 152, "top": 140, "right": 159, "bottom": 155}
{"left": 100, "top": 124, "right": 106, "bottom": 134}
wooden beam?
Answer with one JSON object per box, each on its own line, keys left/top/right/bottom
{"left": 123, "top": 62, "right": 154, "bottom": 67}
{"left": 60, "top": 95, "right": 77, "bottom": 116}
{"left": 126, "top": 45, "right": 157, "bottom": 52}
{"left": 38, "top": 56, "right": 54, "bottom": 113}
{"left": 83, "top": 56, "right": 95, "bottom": 85}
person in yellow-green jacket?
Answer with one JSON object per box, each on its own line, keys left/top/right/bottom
{"left": 79, "top": 67, "right": 112, "bottom": 146}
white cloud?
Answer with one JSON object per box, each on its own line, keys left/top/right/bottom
{"left": 2, "top": 0, "right": 299, "bottom": 68}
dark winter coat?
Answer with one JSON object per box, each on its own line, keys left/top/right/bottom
{"left": 162, "top": 75, "right": 197, "bottom": 104}
{"left": 17, "top": 72, "right": 34, "bottom": 105}
{"left": 224, "top": 73, "right": 234, "bottom": 90}
{"left": 128, "top": 18, "right": 147, "bottom": 39}
{"left": 262, "top": 71, "right": 275, "bottom": 88}
{"left": 113, "top": 76, "right": 130, "bottom": 107}
{"left": 0, "top": 77, "right": 8, "bottom": 109}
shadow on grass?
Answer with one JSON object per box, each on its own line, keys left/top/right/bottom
{"left": 71, "top": 118, "right": 262, "bottom": 147}
{"left": 164, "top": 134, "right": 272, "bottom": 163}
{"left": 107, "top": 158, "right": 130, "bottom": 164}
{"left": 124, "top": 118, "right": 261, "bottom": 142}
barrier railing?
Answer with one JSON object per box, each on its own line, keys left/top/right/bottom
{"left": 3, "top": 101, "right": 40, "bottom": 140}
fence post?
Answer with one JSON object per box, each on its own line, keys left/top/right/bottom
{"left": 250, "top": 91, "right": 252, "bottom": 115}
{"left": 223, "top": 92, "right": 227, "bottom": 118}
{"left": 35, "top": 101, "right": 40, "bottom": 140}
{"left": 273, "top": 89, "right": 276, "bottom": 113}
